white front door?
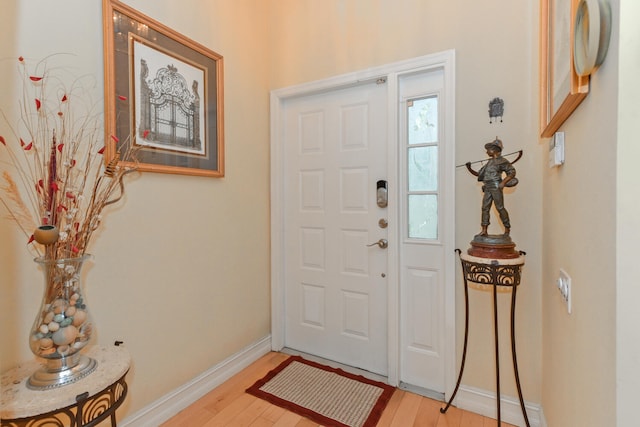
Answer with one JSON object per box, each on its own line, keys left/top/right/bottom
{"left": 282, "top": 81, "right": 389, "bottom": 376}
{"left": 271, "top": 51, "right": 456, "bottom": 395}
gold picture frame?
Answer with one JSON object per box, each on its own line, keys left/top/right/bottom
{"left": 540, "top": 0, "right": 589, "bottom": 138}
{"left": 103, "top": 0, "right": 224, "bottom": 177}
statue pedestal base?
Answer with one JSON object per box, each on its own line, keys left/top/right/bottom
{"left": 440, "top": 252, "right": 530, "bottom": 427}
{"left": 468, "top": 234, "right": 520, "bottom": 259}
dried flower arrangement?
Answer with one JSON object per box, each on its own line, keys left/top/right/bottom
{"left": 0, "top": 56, "right": 139, "bottom": 261}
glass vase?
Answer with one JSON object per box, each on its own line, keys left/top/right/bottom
{"left": 27, "top": 254, "right": 97, "bottom": 389}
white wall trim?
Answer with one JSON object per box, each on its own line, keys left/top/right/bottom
{"left": 538, "top": 406, "right": 548, "bottom": 427}
{"left": 119, "top": 336, "right": 272, "bottom": 427}
{"left": 116, "top": 336, "right": 549, "bottom": 427}
{"left": 456, "top": 384, "right": 544, "bottom": 427}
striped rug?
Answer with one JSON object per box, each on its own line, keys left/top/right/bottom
{"left": 246, "top": 356, "right": 395, "bottom": 427}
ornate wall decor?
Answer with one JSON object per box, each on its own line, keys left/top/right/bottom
{"left": 573, "top": 0, "right": 612, "bottom": 77}
{"left": 137, "top": 61, "right": 202, "bottom": 154}
{"left": 488, "top": 97, "right": 504, "bottom": 123}
{"left": 103, "top": 0, "right": 224, "bottom": 177}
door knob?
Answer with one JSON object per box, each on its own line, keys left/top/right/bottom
{"left": 366, "top": 239, "right": 388, "bottom": 249}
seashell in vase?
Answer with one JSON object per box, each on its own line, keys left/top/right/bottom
{"left": 27, "top": 254, "right": 97, "bottom": 389}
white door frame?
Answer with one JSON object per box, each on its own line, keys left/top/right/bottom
{"left": 270, "top": 50, "right": 456, "bottom": 395}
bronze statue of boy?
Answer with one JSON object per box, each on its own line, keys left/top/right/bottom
{"left": 465, "top": 138, "right": 517, "bottom": 237}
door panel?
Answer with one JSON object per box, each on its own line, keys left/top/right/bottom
{"left": 283, "top": 81, "right": 388, "bottom": 375}
{"left": 399, "top": 68, "right": 450, "bottom": 394}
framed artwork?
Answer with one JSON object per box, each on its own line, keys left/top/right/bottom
{"left": 539, "top": 0, "right": 589, "bottom": 138}
{"left": 103, "top": 0, "right": 224, "bottom": 177}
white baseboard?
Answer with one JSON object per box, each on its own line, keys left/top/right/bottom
{"left": 538, "top": 406, "right": 548, "bottom": 427}
{"left": 117, "top": 338, "right": 548, "bottom": 427}
{"left": 119, "top": 335, "right": 272, "bottom": 427}
{"left": 455, "top": 385, "right": 544, "bottom": 427}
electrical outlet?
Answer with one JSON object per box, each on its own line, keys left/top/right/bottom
{"left": 556, "top": 269, "right": 572, "bottom": 314}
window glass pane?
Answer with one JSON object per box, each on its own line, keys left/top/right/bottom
{"left": 408, "top": 97, "right": 438, "bottom": 145}
{"left": 408, "top": 195, "right": 438, "bottom": 239}
{"left": 408, "top": 146, "right": 438, "bottom": 192}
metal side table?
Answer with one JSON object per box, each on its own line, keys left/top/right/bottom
{"left": 1, "top": 344, "right": 130, "bottom": 427}
{"left": 441, "top": 250, "right": 530, "bottom": 427}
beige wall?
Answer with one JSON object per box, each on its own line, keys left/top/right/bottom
{"left": 269, "top": 0, "right": 543, "bottom": 404}
{"left": 541, "top": 0, "right": 620, "bottom": 425}
{"left": 0, "top": 0, "right": 272, "bottom": 417}
{"left": 1, "top": 1, "right": 631, "bottom": 426}
{"left": 617, "top": 2, "right": 640, "bottom": 426}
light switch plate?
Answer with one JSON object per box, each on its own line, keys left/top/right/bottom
{"left": 557, "top": 268, "right": 572, "bottom": 314}
{"left": 549, "top": 132, "right": 565, "bottom": 167}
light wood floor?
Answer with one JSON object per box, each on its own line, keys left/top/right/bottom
{"left": 160, "top": 352, "right": 514, "bottom": 427}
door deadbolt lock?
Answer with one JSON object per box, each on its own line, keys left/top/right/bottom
{"left": 378, "top": 218, "right": 388, "bottom": 229}
{"left": 366, "top": 239, "right": 388, "bottom": 249}
{"left": 376, "top": 180, "right": 388, "bottom": 208}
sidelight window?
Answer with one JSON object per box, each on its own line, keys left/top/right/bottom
{"left": 406, "top": 96, "right": 439, "bottom": 240}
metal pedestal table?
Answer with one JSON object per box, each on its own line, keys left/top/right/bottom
{"left": 440, "top": 250, "right": 530, "bottom": 427}
{"left": 1, "top": 344, "right": 130, "bottom": 427}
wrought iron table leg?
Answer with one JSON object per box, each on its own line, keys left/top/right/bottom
{"left": 493, "top": 278, "right": 501, "bottom": 425}
{"left": 511, "top": 279, "right": 531, "bottom": 427}
{"left": 442, "top": 253, "right": 528, "bottom": 427}
{"left": 440, "top": 251, "right": 469, "bottom": 414}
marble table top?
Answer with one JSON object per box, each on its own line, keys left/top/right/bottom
{"left": 1, "top": 345, "right": 131, "bottom": 420}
